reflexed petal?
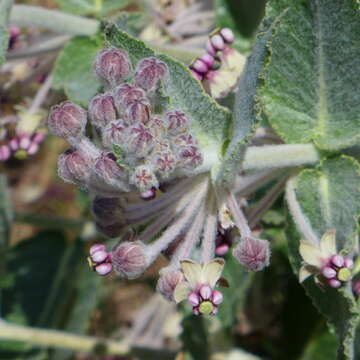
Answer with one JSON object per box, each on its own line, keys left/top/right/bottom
{"left": 173, "top": 281, "right": 191, "bottom": 303}
{"left": 320, "top": 229, "right": 337, "bottom": 257}
{"left": 299, "top": 265, "right": 313, "bottom": 283}
{"left": 181, "top": 260, "right": 202, "bottom": 288}
{"left": 299, "top": 241, "right": 322, "bottom": 267}
{"left": 201, "top": 258, "right": 225, "bottom": 287}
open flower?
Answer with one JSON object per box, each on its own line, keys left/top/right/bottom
{"left": 174, "top": 259, "right": 225, "bottom": 316}
{"left": 299, "top": 229, "right": 353, "bottom": 288}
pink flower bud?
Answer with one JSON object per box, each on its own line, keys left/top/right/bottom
{"left": 153, "top": 151, "right": 176, "bottom": 176}
{"left": 191, "top": 59, "right": 208, "bottom": 74}
{"left": 131, "top": 165, "right": 158, "bottom": 191}
{"left": 157, "top": 269, "right": 184, "bottom": 301}
{"left": 328, "top": 278, "right": 341, "bottom": 288}
{"left": 205, "top": 39, "right": 216, "bottom": 56}
{"left": 126, "top": 124, "right": 154, "bottom": 157}
{"left": 233, "top": 236, "right": 271, "bottom": 271}
{"left": 215, "top": 244, "right": 229, "bottom": 256}
{"left": 9, "top": 138, "right": 19, "bottom": 151}
{"left": 134, "top": 57, "right": 169, "bottom": 91}
{"left": 211, "top": 290, "right": 223, "bottom": 305}
{"left": 89, "top": 93, "right": 117, "bottom": 128}
{"left": 0, "top": 145, "right": 11, "bottom": 161}
{"left": 91, "top": 250, "right": 108, "bottom": 263}
{"left": 94, "top": 152, "right": 127, "bottom": 185}
{"left": 94, "top": 48, "right": 131, "bottom": 87}
{"left": 188, "top": 292, "right": 200, "bottom": 306}
{"left": 95, "top": 263, "right": 113, "bottom": 276}
{"left": 58, "top": 148, "right": 91, "bottom": 184}
{"left": 199, "top": 53, "right": 215, "bottom": 68}
{"left": 177, "top": 145, "right": 203, "bottom": 169}
{"left": 190, "top": 70, "right": 203, "bottom": 81}
{"left": 48, "top": 101, "right": 87, "bottom": 139}
{"left": 96, "top": 222, "right": 124, "bottom": 238}
{"left": 112, "top": 241, "right": 148, "bottom": 279}
{"left": 331, "top": 255, "right": 344, "bottom": 268}
{"left": 322, "top": 266, "right": 337, "bottom": 279}
{"left": 220, "top": 28, "right": 235, "bottom": 43}
{"left": 199, "top": 285, "right": 212, "bottom": 300}
{"left": 174, "top": 134, "right": 196, "bottom": 146}
{"left": 19, "top": 135, "right": 31, "bottom": 150}
{"left": 92, "top": 196, "right": 123, "bottom": 225}
{"left": 140, "top": 188, "right": 156, "bottom": 201}
{"left": 102, "top": 120, "right": 126, "bottom": 146}
{"left": 148, "top": 116, "right": 166, "bottom": 138}
{"left": 27, "top": 142, "right": 39, "bottom": 155}
{"left": 125, "top": 98, "right": 151, "bottom": 125}
{"left": 165, "top": 111, "right": 189, "bottom": 135}
{"left": 345, "top": 258, "right": 354, "bottom": 269}
{"left": 32, "top": 132, "right": 46, "bottom": 144}
{"left": 90, "top": 243, "right": 106, "bottom": 256}
{"left": 210, "top": 34, "right": 225, "bottom": 51}
{"left": 113, "top": 83, "right": 146, "bottom": 111}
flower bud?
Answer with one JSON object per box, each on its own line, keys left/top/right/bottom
{"left": 112, "top": 241, "right": 148, "bottom": 279}
{"left": 233, "top": 236, "right": 271, "bottom": 271}
{"left": 32, "top": 132, "right": 46, "bottom": 144}
{"left": 345, "top": 258, "right": 354, "bottom": 269}
{"left": 93, "top": 152, "right": 128, "bottom": 186}
{"left": 9, "top": 138, "right": 19, "bottom": 151}
{"left": 188, "top": 292, "right": 200, "bottom": 306}
{"left": 27, "top": 142, "right": 39, "bottom": 155}
{"left": 102, "top": 120, "right": 126, "bottom": 146}
{"left": 190, "top": 70, "right": 203, "bottom": 81}
{"left": 177, "top": 145, "right": 203, "bottom": 169}
{"left": 328, "top": 278, "right": 341, "bottom": 288}
{"left": 95, "top": 263, "right": 113, "bottom": 276}
{"left": 220, "top": 28, "right": 235, "bottom": 44}
{"left": 113, "top": 83, "right": 146, "bottom": 111}
{"left": 89, "top": 93, "right": 117, "bottom": 128}
{"left": 210, "top": 34, "right": 225, "bottom": 51}
{"left": 89, "top": 243, "right": 106, "bottom": 256}
{"left": 148, "top": 116, "right": 166, "bottom": 138}
{"left": 92, "top": 250, "right": 108, "bottom": 263}
{"left": 174, "top": 133, "right": 196, "bottom": 146}
{"left": 58, "top": 148, "right": 91, "bottom": 184}
{"left": 0, "top": 145, "right": 10, "bottom": 161}
{"left": 140, "top": 188, "right": 156, "bottom": 201}
{"left": 205, "top": 39, "right": 216, "bottom": 56}
{"left": 94, "top": 48, "right": 131, "bottom": 87}
{"left": 126, "top": 124, "right": 154, "bottom": 157}
{"left": 211, "top": 290, "right": 223, "bottom": 305}
{"left": 153, "top": 151, "right": 176, "bottom": 177}
{"left": 157, "top": 269, "right": 184, "bottom": 301}
{"left": 331, "top": 255, "right": 344, "bottom": 268}
{"left": 199, "top": 285, "right": 212, "bottom": 300}
{"left": 322, "top": 266, "right": 337, "bottom": 279}
{"left": 48, "top": 101, "right": 87, "bottom": 140}
{"left": 131, "top": 165, "right": 159, "bottom": 191}
{"left": 191, "top": 59, "right": 208, "bottom": 74}
{"left": 165, "top": 111, "right": 189, "bottom": 135}
{"left": 199, "top": 53, "right": 215, "bottom": 68}
{"left": 134, "top": 57, "right": 169, "bottom": 91}
{"left": 92, "top": 196, "right": 123, "bottom": 225}
{"left": 125, "top": 98, "right": 151, "bottom": 125}
{"left": 19, "top": 134, "right": 31, "bottom": 150}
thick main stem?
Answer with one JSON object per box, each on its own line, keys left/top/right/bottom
{"left": 0, "top": 321, "right": 129, "bottom": 355}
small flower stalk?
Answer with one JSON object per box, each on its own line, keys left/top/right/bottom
{"left": 299, "top": 229, "right": 353, "bottom": 288}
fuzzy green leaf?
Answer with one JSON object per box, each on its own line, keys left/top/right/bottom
{"left": 0, "top": 0, "right": 13, "bottom": 66}
{"left": 260, "top": 0, "right": 360, "bottom": 150}
{"left": 286, "top": 156, "right": 360, "bottom": 359}
{"left": 104, "top": 24, "right": 232, "bottom": 171}
{"left": 53, "top": 36, "right": 103, "bottom": 106}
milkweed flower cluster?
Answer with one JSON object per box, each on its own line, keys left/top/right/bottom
{"left": 48, "top": 44, "right": 272, "bottom": 315}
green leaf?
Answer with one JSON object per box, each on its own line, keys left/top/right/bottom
{"left": 53, "top": 36, "right": 103, "bottom": 106}
{"left": 104, "top": 24, "right": 232, "bottom": 170}
{"left": 0, "top": 175, "right": 13, "bottom": 248}
{"left": 53, "top": 0, "right": 130, "bottom": 16}
{"left": 286, "top": 156, "right": 360, "bottom": 359}
{"left": 0, "top": 0, "right": 12, "bottom": 66}
{"left": 300, "top": 329, "right": 337, "bottom": 360}
{"left": 260, "top": 0, "right": 360, "bottom": 150}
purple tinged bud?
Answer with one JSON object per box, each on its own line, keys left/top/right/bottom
{"left": 131, "top": 165, "right": 158, "bottom": 191}
{"left": 19, "top": 135, "right": 31, "bottom": 150}
{"left": 125, "top": 98, "right": 151, "bottom": 125}
{"left": 174, "top": 133, "right": 196, "bottom": 146}
{"left": 233, "top": 236, "right": 271, "bottom": 271}
{"left": 48, "top": 101, "right": 87, "bottom": 139}
{"left": 215, "top": 244, "right": 229, "bottom": 256}
{"left": 166, "top": 111, "right": 189, "bottom": 135}
{"left": 211, "top": 290, "right": 223, "bottom": 305}
{"left": 199, "top": 285, "right": 212, "bottom": 300}
{"left": 0, "top": 145, "right": 11, "bottom": 161}
{"left": 90, "top": 243, "right": 106, "bottom": 256}
{"left": 199, "top": 53, "right": 215, "bottom": 68}
{"left": 153, "top": 151, "right": 176, "bottom": 176}
{"left": 134, "top": 57, "right": 169, "bottom": 91}
{"left": 92, "top": 196, "right": 123, "bottom": 225}
{"left": 126, "top": 123, "right": 154, "bottom": 157}
{"left": 328, "top": 278, "right": 341, "bottom": 288}
{"left": 102, "top": 120, "right": 126, "bottom": 146}
{"left": 112, "top": 241, "right": 148, "bottom": 279}
{"left": 91, "top": 250, "right": 108, "bottom": 263}
{"left": 191, "top": 70, "right": 203, "bottom": 81}
{"left": 9, "top": 138, "right": 19, "bottom": 151}
{"left": 140, "top": 188, "right": 156, "bottom": 201}
{"left": 210, "top": 34, "right": 225, "bottom": 51}
{"left": 94, "top": 48, "right": 131, "bottom": 87}
{"left": 188, "top": 292, "right": 200, "bottom": 306}
{"left": 58, "top": 148, "right": 91, "bottom": 184}
{"left": 322, "top": 266, "right": 337, "bottom": 279}
{"left": 205, "top": 39, "right": 216, "bottom": 56}
{"left": 148, "top": 116, "right": 166, "bottom": 138}
{"left": 331, "top": 255, "right": 344, "bottom": 268}
{"left": 32, "top": 132, "right": 46, "bottom": 144}
{"left": 27, "top": 142, "right": 39, "bottom": 155}
{"left": 89, "top": 93, "right": 117, "bottom": 128}
{"left": 113, "top": 83, "right": 146, "bottom": 111}
{"left": 177, "top": 145, "right": 203, "bottom": 169}
{"left": 191, "top": 59, "right": 208, "bottom": 74}
{"left": 95, "top": 263, "right": 113, "bottom": 276}
{"left": 220, "top": 28, "right": 235, "bottom": 43}
{"left": 94, "top": 152, "right": 127, "bottom": 184}
{"left": 345, "top": 258, "right": 354, "bottom": 269}
{"left": 157, "top": 269, "right": 184, "bottom": 301}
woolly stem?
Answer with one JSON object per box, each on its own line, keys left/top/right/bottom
{"left": 226, "top": 191, "right": 251, "bottom": 238}
{"left": 285, "top": 177, "right": 319, "bottom": 246}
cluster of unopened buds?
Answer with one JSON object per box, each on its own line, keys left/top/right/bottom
{"left": 48, "top": 42, "right": 274, "bottom": 315}
{"left": 0, "top": 131, "right": 45, "bottom": 161}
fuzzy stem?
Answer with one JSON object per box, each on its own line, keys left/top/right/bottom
{"left": 0, "top": 321, "right": 129, "bottom": 355}
{"left": 10, "top": 5, "right": 99, "bottom": 36}
{"left": 226, "top": 191, "right": 251, "bottom": 238}
{"left": 28, "top": 73, "right": 53, "bottom": 115}
{"left": 285, "top": 177, "right": 319, "bottom": 246}
{"left": 243, "top": 144, "right": 320, "bottom": 170}
{"left": 201, "top": 191, "right": 218, "bottom": 263}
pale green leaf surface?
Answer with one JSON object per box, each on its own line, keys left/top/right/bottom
{"left": 53, "top": 36, "right": 103, "bottom": 106}
{"left": 260, "top": 0, "right": 360, "bottom": 150}
{"left": 0, "top": 0, "right": 13, "bottom": 66}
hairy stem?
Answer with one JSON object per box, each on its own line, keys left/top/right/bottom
{"left": 0, "top": 321, "right": 129, "bottom": 355}
{"left": 226, "top": 191, "right": 251, "bottom": 238}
